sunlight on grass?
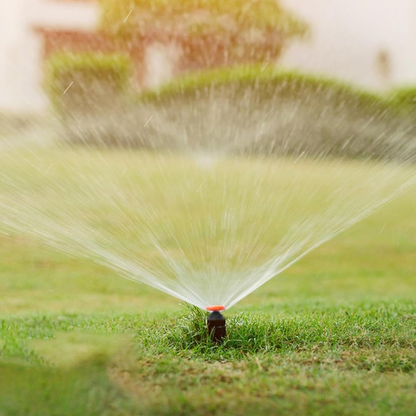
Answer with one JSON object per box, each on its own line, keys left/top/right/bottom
{"left": 30, "top": 331, "right": 129, "bottom": 367}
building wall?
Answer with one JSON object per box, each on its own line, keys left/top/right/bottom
{"left": 0, "top": 0, "right": 99, "bottom": 113}
{"left": 281, "top": 0, "right": 416, "bottom": 90}
{"left": 0, "top": 0, "right": 33, "bottom": 112}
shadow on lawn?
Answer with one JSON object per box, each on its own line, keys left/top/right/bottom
{"left": 0, "top": 356, "right": 135, "bottom": 416}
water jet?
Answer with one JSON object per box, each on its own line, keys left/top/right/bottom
{"left": 0, "top": 69, "right": 415, "bottom": 317}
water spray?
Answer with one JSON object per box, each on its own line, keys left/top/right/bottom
{"left": 206, "top": 305, "right": 226, "bottom": 343}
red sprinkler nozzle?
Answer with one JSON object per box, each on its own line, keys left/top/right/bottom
{"left": 206, "top": 305, "right": 225, "bottom": 312}
{"left": 206, "top": 305, "right": 226, "bottom": 343}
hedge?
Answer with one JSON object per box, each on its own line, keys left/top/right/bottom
{"left": 136, "top": 65, "right": 413, "bottom": 160}
{"left": 45, "top": 53, "right": 134, "bottom": 146}
{"left": 45, "top": 56, "right": 415, "bottom": 160}
{"left": 388, "top": 87, "right": 416, "bottom": 114}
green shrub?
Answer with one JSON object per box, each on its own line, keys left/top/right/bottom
{"left": 45, "top": 53, "right": 133, "bottom": 146}
{"left": 135, "top": 65, "right": 412, "bottom": 160}
{"left": 100, "top": 0, "right": 308, "bottom": 67}
{"left": 44, "top": 59, "right": 414, "bottom": 159}
{"left": 388, "top": 86, "right": 416, "bottom": 113}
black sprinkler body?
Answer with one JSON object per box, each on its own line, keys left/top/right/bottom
{"left": 206, "top": 306, "right": 226, "bottom": 343}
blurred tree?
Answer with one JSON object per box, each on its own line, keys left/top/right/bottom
{"left": 99, "top": 0, "right": 308, "bottom": 71}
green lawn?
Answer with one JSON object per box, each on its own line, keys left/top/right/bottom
{"left": 0, "top": 148, "right": 415, "bottom": 415}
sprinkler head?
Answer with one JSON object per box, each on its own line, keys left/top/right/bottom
{"left": 206, "top": 305, "right": 226, "bottom": 343}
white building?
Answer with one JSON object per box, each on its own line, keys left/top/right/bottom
{"left": 281, "top": 0, "right": 416, "bottom": 90}
{"left": 0, "top": 0, "right": 99, "bottom": 113}
{"left": 1, "top": 0, "right": 416, "bottom": 113}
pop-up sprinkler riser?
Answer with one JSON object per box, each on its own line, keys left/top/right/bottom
{"left": 206, "top": 305, "right": 226, "bottom": 343}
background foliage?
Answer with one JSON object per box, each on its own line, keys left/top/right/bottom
{"left": 99, "top": 0, "right": 308, "bottom": 68}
